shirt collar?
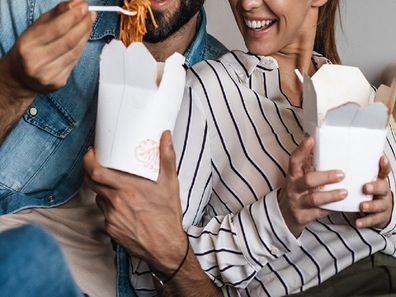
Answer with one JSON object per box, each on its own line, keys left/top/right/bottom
{"left": 222, "top": 51, "right": 279, "bottom": 78}
{"left": 223, "top": 51, "right": 331, "bottom": 79}
{"left": 184, "top": 9, "right": 208, "bottom": 67}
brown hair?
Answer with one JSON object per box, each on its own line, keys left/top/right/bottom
{"left": 314, "top": 0, "right": 341, "bottom": 64}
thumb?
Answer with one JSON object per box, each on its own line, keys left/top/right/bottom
{"left": 378, "top": 155, "right": 391, "bottom": 179}
{"left": 289, "top": 136, "right": 314, "bottom": 177}
{"left": 158, "top": 130, "right": 177, "bottom": 180}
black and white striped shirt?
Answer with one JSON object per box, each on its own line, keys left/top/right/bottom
{"left": 129, "top": 51, "right": 396, "bottom": 297}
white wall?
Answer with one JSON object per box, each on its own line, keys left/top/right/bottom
{"left": 204, "top": 0, "right": 396, "bottom": 86}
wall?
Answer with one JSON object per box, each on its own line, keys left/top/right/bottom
{"left": 204, "top": 0, "right": 396, "bottom": 86}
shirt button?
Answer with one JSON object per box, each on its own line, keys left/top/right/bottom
{"left": 271, "top": 246, "right": 281, "bottom": 256}
{"left": 29, "top": 107, "right": 38, "bottom": 116}
{"left": 47, "top": 195, "right": 55, "bottom": 204}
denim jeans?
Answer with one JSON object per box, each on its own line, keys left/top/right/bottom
{"left": 0, "top": 225, "right": 84, "bottom": 297}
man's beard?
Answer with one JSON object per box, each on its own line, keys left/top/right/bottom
{"left": 143, "top": 0, "right": 205, "bottom": 43}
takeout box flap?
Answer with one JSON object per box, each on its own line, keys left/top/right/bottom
{"left": 101, "top": 40, "right": 186, "bottom": 93}
{"left": 100, "top": 39, "right": 125, "bottom": 85}
{"left": 155, "top": 52, "right": 186, "bottom": 115}
{"left": 158, "top": 52, "right": 186, "bottom": 94}
{"left": 312, "top": 65, "right": 373, "bottom": 123}
{"left": 302, "top": 64, "right": 391, "bottom": 129}
{"left": 324, "top": 102, "right": 388, "bottom": 129}
{"left": 125, "top": 42, "right": 157, "bottom": 90}
{"left": 302, "top": 73, "right": 318, "bottom": 135}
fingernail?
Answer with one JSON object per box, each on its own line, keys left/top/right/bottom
{"left": 167, "top": 132, "right": 173, "bottom": 147}
{"left": 356, "top": 220, "right": 363, "bottom": 228}
{"left": 340, "top": 189, "right": 348, "bottom": 198}
{"left": 365, "top": 184, "right": 373, "bottom": 193}
{"left": 86, "top": 146, "right": 93, "bottom": 153}
{"left": 335, "top": 170, "right": 345, "bottom": 180}
{"left": 90, "top": 11, "right": 97, "bottom": 22}
{"left": 304, "top": 137, "right": 314, "bottom": 149}
{"left": 362, "top": 203, "right": 369, "bottom": 211}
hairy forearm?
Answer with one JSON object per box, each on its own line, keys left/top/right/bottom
{"left": 157, "top": 248, "right": 224, "bottom": 297}
{"left": 0, "top": 58, "right": 35, "bottom": 142}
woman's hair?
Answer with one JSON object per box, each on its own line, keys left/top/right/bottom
{"left": 314, "top": 0, "right": 341, "bottom": 64}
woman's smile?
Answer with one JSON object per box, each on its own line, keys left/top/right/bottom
{"left": 243, "top": 18, "right": 276, "bottom": 30}
{"left": 243, "top": 17, "right": 277, "bottom": 38}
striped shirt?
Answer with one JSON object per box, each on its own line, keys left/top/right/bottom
{"left": 129, "top": 51, "right": 396, "bottom": 297}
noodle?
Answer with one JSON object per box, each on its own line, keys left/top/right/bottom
{"left": 119, "top": 0, "right": 158, "bottom": 46}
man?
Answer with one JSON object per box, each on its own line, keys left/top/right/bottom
{"left": 0, "top": 0, "right": 227, "bottom": 296}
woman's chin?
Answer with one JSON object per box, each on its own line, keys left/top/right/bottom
{"left": 245, "top": 43, "right": 274, "bottom": 57}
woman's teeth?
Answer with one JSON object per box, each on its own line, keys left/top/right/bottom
{"left": 244, "top": 19, "right": 275, "bottom": 30}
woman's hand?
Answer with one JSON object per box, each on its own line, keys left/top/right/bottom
{"left": 356, "top": 156, "right": 393, "bottom": 229}
{"left": 278, "top": 137, "right": 348, "bottom": 237}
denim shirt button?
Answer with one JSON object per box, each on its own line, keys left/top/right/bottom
{"left": 47, "top": 195, "right": 55, "bottom": 204}
{"left": 29, "top": 107, "right": 38, "bottom": 116}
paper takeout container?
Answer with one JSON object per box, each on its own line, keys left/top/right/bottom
{"left": 303, "top": 65, "right": 396, "bottom": 212}
{"left": 95, "top": 40, "right": 186, "bottom": 181}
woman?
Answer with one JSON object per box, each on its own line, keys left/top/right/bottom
{"left": 176, "top": 0, "right": 396, "bottom": 293}
{"left": 84, "top": 0, "right": 396, "bottom": 296}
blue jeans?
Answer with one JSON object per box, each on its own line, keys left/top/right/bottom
{"left": 0, "top": 224, "right": 84, "bottom": 297}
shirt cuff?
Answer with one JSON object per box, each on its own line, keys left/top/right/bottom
{"left": 265, "top": 189, "right": 302, "bottom": 250}
{"left": 233, "top": 189, "right": 301, "bottom": 270}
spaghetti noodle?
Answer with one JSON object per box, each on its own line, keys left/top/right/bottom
{"left": 119, "top": 0, "right": 158, "bottom": 46}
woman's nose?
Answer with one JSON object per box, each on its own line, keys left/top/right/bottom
{"left": 239, "top": 0, "right": 262, "bottom": 11}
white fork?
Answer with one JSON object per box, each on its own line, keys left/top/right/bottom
{"left": 88, "top": 6, "right": 137, "bottom": 16}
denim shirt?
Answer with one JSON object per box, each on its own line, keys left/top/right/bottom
{"left": 0, "top": 0, "right": 227, "bottom": 216}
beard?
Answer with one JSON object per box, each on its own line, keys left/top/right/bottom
{"left": 143, "top": 0, "right": 205, "bottom": 43}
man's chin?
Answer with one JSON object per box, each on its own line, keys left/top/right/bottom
{"left": 143, "top": 26, "right": 174, "bottom": 43}
{"left": 143, "top": 34, "right": 167, "bottom": 44}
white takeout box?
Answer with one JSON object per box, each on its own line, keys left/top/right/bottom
{"left": 303, "top": 65, "right": 396, "bottom": 212}
{"left": 95, "top": 40, "right": 186, "bottom": 181}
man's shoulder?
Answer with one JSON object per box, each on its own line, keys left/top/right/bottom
{"left": 204, "top": 34, "right": 228, "bottom": 61}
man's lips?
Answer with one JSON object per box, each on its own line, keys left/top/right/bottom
{"left": 150, "top": 0, "right": 172, "bottom": 10}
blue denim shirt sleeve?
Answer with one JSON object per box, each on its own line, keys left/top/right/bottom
{"left": 0, "top": 0, "right": 117, "bottom": 214}
{"left": 0, "top": 0, "right": 32, "bottom": 57}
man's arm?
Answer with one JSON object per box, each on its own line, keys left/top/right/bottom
{"left": 158, "top": 247, "right": 224, "bottom": 297}
{"left": 0, "top": 0, "right": 95, "bottom": 142}
{"left": 0, "top": 57, "right": 36, "bottom": 141}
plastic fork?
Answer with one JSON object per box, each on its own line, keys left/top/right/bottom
{"left": 88, "top": 6, "right": 137, "bottom": 16}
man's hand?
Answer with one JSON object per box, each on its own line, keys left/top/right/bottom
{"left": 278, "top": 137, "right": 348, "bottom": 237}
{"left": 1, "top": 0, "right": 95, "bottom": 96}
{"left": 84, "top": 131, "right": 224, "bottom": 296}
{"left": 356, "top": 156, "right": 393, "bottom": 229}
{"left": 83, "top": 131, "right": 187, "bottom": 276}
{"left": 0, "top": 0, "right": 95, "bottom": 141}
